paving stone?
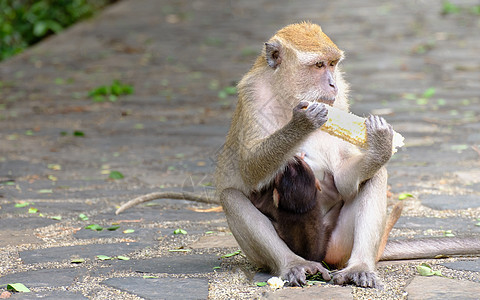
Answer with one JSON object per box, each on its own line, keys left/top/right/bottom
{"left": 10, "top": 291, "right": 88, "bottom": 300}
{"left": 106, "top": 254, "right": 222, "bottom": 274}
{"left": 19, "top": 242, "right": 149, "bottom": 264}
{"left": 394, "top": 216, "right": 480, "bottom": 235}
{"left": 441, "top": 259, "right": 480, "bottom": 273}
{"left": 94, "top": 208, "right": 224, "bottom": 224}
{"left": 262, "top": 284, "right": 353, "bottom": 299}
{"left": 0, "top": 217, "right": 57, "bottom": 230}
{"left": 189, "top": 234, "right": 239, "bottom": 249}
{"left": 1, "top": 201, "right": 94, "bottom": 215}
{"left": 405, "top": 276, "right": 480, "bottom": 300}
{"left": 0, "top": 230, "right": 42, "bottom": 247}
{"left": 102, "top": 277, "right": 209, "bottom": 300}
{"left": 420, "top": 194, "right": 480, "bottom": 210}
{"left": 0, "top": 268, "right": 81, "bottom": 288}
{"left": 74, "top": 227, "right": 158, "bottom": 242}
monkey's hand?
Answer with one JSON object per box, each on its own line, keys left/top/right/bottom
{"left": 283, "top": 259, "right": 331, "bottom": 286}
{"left": 292, "top": 101, "right": 328, "bottom": 131}
{"left": 365, "top": 115, "right": 393, "bottom": 167}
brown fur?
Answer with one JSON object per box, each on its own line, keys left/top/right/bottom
{"left": 250, "top": 156, "right": 343, "bottom": 262}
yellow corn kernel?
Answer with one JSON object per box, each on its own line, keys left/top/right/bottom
{"left": 321, "top": 105, "right": 404, "bottom": 154}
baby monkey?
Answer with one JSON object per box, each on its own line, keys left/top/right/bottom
{"left": 250, "top": 155, "right": 343, "bottom": 263}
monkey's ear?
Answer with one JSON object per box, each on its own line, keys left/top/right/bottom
{"left": 265, "top": 41, "right": 282, "bottom": 69}
{"left": 273, "top": 189, "right": 280, "bottom": 208}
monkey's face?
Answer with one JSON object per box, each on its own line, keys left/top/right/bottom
{"left": 293, "top": 51, "right": 343, "bottom": 105}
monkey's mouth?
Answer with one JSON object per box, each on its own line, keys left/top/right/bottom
{"left": 317, "top": 97, "right": 335, "bottom": 105}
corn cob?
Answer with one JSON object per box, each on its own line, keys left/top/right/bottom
{"left": 320, "top": 105, "right": 404, "bottom": 154}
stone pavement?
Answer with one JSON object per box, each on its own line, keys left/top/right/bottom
{"left": 0, "top": 0, "right": 479, "bottom": 299}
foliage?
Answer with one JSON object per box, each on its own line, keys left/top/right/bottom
{"left": 0, "top": 0, "right": 114, "bottom": 61}
{"left": 88, "top": 80, "right": 134, "bottom": 102}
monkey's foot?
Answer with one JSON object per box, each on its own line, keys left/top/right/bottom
{"left": 283, "top": 261, "right": 331, "bottom": 287}
{"left": 332, "top": 269, "right": 382, "bottom": 289}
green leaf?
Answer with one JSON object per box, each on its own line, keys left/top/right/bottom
{"left": 96, "top": 255, "right": 113, "bottom": 261}
{"left": 123, "top": 229, "right": 135, "bottom": 234}
{"left": 7, "top": 283, "right": 30, "bottom": 293}
{"left": 78, "top": 213, "right": 89, "bottom": 221}
{"left": 205, "top": 231, "right": 214, "bottom": 234}
{"left": 109, "top": 171, "right": 124, "bottom": 180}
{"left": 38, "top": 189, "right": 53, "bottom": 194}
{"left": 173, "top": 228, "right": 187, "bottom": 235}
{"left": 221, "top": 249, "right": 241, "bottom": 258}
{"left": 28, "top": 207, "right": 38, "bottom": 214}
{"left": 73, "top": 131, "right": 85, "bottom": 137}
{"left": 71, "top": 258, "right": 85, "bottom": 264}
{"left": 85, "top": 224, "right": 103, "bottom": 231}
{"left": 47, "top": 164, "right": 62, "bottom": 170}
{"left": 51, "top": 215, "right": 62, "bottom": 221}
{"left": 444, "top": 230, "right": 455, "bottom": 237}
{"left": 417, "top": 264, "right": 435, "bottom": 276}
{"left": 256, "top": 282, "right": 268, "bottom": 287}
{"left": 116, "top": 256, "right": 130, "bottom": 260}
{"left": 475, "top": 222, "right": 480, "bottom": 227}
{"left": 33, "top": 21, "right": 48, "bottom": 37}
{"left": 143, "top": 275, "right": 159, "bottom": 279}
{"left": 15, "top": 202, "right": 31, "bottom": 208}
{"left": 213, "top": 266, "right": 221, "bottom": 270}
{"left": 398, "top": 193, "right": 413, "bottom": 200}
{"left": 107, "top": 225, "right": 120, "bottom": 231}
{"left": 422, "top": 87, "right": 436, "bottom": 99}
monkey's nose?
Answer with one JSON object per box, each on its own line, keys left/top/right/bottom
{"left": 329, "top": 82, "right": 338, "bottom": 94}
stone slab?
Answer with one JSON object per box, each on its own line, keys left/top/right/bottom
{"left": 394, "top": 216, "right": 480, "bottom": 234}
{"left": 102, "top": 277, "right": 209, "bottom": 300}
{"left": 0, "top": 268, "right": 81, "bottom": 288}
{"left": 0, "top": 217, "right": 57, "bottom": 230}
{"left": 73, "top": 227, "right": 157, "bottom": 242}
{"left": 189, "top": 234, "right": 239, "bottom": 249}
{"left": 420, "top": 194, "right": 480, "bottom": 210}
{"left": 106, "top": 254, "right": 221, "bottom": 274}
{"left": 19, "top": 242, "right": 148, "bottom": 264}
{"left": 405, "top": 276, "right": 480, "bottom": 300}
{"left": 95, "top": 208, "right": 224, "bottom": 223}
{"left": 10, "top": 291, "right": 88, "bottom": 300}
{"left": 0, "top": 230, "right": 42, "bottom": 247}
{"left": 262, "top": 285, "right": 353, "bottom": 300}
{"left": 441, "top": 259, "right": 480, "bottom": 272}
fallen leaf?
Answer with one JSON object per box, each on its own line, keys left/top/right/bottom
{"left": 96, "top": 255, "right": 113, "bottom": 261}
{"left": 6, "top": 283, "right": 30, "bottom": 293}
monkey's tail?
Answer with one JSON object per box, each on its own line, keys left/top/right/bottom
{"left": 376, "top": 201, "right": 404, "bottom": 261}
{"left": 115, "top": 191, "right": 219, "bottom": 215}
{"left": 380, "top": 236, "right": 480, "bottom": 261}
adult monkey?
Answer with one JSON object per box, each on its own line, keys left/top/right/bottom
{"left": 215, "top": 21, "right": 393, "bottom": 288}
{"left": 116, "top": 22, "right": 480, "bottom": 287}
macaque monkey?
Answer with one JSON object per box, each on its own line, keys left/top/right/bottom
{"left": 116, "top": 22, "right": 480, "bottom": 288}
{"left": 249, "top": 156, "right": 343, "bottom": 263}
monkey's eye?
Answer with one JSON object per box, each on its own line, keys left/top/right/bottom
{"left": 315, "top": 61, "right": 324, "bottom": 68}
{"left": 330, "top": 60, "right": 338, "bottom": 67}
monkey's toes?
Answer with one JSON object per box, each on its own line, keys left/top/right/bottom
{"left": 284, "top": 261, "right": 331, "bottom": 287}
{"left": 333, "top": 270, "right": 382, "bottom": 289}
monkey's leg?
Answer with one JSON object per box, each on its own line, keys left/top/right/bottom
{"left": 220, "top": 188, "right": 330, "bottom": 286}
{"left": 327, "top": 168, "right": 387, "bottom": 288}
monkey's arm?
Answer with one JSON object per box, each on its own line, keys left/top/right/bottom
{"left": 115, "top": 191, "right": 218, "bottom": 215}
{"left": 334, "top": 115, "right": 393, "bottom": 200}
{"left": 240, "top": 101, "right": 327, "bottom": 189}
